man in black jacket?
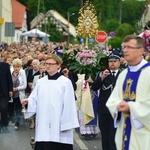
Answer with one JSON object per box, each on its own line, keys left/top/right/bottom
{"left": 0, "top": 62, "right": 13, "bottom": 132}
{"left": 87, "top": 50, "right": 121, "bottom": 150}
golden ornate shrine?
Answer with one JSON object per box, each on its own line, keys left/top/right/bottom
{"left": 76, "top": 0, "right": 99, "bottom": 47}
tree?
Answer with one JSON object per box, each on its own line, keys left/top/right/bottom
{"left": 103, "top": 19, "right": 120, "bottom": 33}
{"left": 115, "top": 23, "right": 135, "bottom": 38}
{"left": 23, "top": 0, "right": 38, "bottom": 20}
{"left": 17, "top": 0, "right": 26, "bottom": 5}
{"left": 108, "top": 37, "right": 122, "bottom": 49}
{"left": 122, "top": 0, "right": 145, "bottom": 25}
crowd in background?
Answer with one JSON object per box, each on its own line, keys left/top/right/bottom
{"left": 0, "top": 40, "right": 101, "bottom": 131}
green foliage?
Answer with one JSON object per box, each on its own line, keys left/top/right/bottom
{"left": 70, "top": 37, "right": 80, "bottom": 45}
{"left": 103, "top": 19, "right": 120, "bottom": 33}
{"left": 17, "top": 0, "right": 26, "bottom": 5}
{"left": 108, "top": 37, "right": 123, "bottom": 49}
{"left": 122, "top": 0, "right": 145, "bottom": 25}
{"left": 47, "top": 27, "right": 64, "bottom": 42}
{"left": 26, "top": 0, "right": 39, "bottom": 20}
{"left": 115, "top": 23, "right": 135, "bottom": 38}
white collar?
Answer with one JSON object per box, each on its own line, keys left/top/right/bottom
{"left": 128, "top": 59, "right": 148, "bottom": 72}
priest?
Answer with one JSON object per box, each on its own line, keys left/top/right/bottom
{"left": 106, "top": 34, "right": 150, "bottom": 150}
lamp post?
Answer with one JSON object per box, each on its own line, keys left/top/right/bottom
{"left": 67, "top": 12, "right": 75, "bottom": 43}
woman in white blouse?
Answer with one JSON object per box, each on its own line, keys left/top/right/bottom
{"left": 8, "top": 58, "right": 27, "bottom": 130}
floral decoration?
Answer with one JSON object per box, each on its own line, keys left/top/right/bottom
{"left": 62, "top": 48, "right": 109, "bottom": 80}
{"left": 76, "top": 50, "right": 97, "bottom": 67}
{"left": 141, "top": 30, "right": 150, "bottom": 51}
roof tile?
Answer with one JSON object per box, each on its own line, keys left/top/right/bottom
{"left": 12, "top": 0, "right": 26, "bottom": 28}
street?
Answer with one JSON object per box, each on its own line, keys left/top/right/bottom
{"left": 0, "top": 119, "right": 102, "bottom": 150}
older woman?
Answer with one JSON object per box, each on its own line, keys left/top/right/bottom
{"left": 8, "top": 58, "right": 27, "bottom": 130}
{"left": 32, "top": 62, "right": 46, "bottom": 90}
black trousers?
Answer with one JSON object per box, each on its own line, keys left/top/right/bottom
{"left": 8, "top": 97, "right": 22, "bottom": 126}
{"left": 0, "top": 96, "right": 8, "bottom": 126}
{"left": 35, "top": 142, "right": 73, "bottom": 150}
{"left": 98, "top": 113, "right": 117, "bottom": 150}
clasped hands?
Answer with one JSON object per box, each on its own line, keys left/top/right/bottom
{"left": 117, "top": 100, "right": 130, "bottom": 113}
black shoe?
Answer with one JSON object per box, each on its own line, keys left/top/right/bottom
{"left": 84, "top": 134, "right": 92, "bottom": 141}
{"left": 91, "top": 134, "right": 97, "bottom": 138}
{"left": 75, "top": 127, "right": 80, "bottom": 133}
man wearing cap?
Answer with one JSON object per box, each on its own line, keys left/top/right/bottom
{"left": 87, "top": 50, "right": 121, "bottom": 150}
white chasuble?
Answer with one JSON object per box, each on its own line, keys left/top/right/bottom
{"left": 106, "top": 60, "right": 150, "bottom": 150}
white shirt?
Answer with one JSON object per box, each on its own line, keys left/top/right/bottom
{"left": 110, "top": 69, "right": 119, "bottom": 77}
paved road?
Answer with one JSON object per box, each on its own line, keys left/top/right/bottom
{"left": 0, "top": 119, "right": 102, "bottom": 150}
{"left": 74, "top": 131, "right": 102, "bottom": 150}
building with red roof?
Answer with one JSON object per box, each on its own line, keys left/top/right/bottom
{"left": 0, "top": 0, "right": 29, "bottom": 44}
{"left": 12, "top": 0, "right": 29, "bottom": 42}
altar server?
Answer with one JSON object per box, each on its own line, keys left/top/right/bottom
{"left": 22, "top": 54, "right": 79, "bottom": 150}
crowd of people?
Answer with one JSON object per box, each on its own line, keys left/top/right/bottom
{"left": 0, "top": 34, "right": 150, "bottom": 150}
